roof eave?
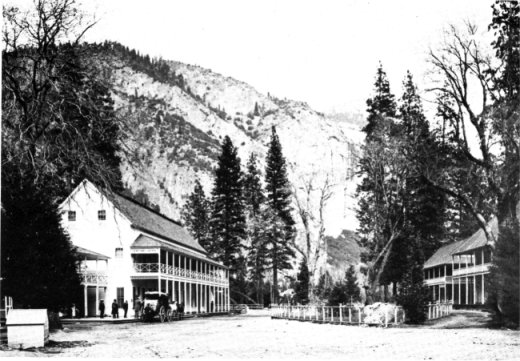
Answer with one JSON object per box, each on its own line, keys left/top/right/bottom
{"left": 131, "top": 225, "right": 208, "bottom": 256}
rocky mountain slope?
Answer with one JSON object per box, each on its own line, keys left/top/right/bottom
{"left": 90, "top": 43, "right": 364, "bottom": 277}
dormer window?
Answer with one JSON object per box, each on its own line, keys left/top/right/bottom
{"left": 98, "top": 210, "right": 106, "bottom": 220}
{"left": 68, "top": 211, "right": 76, "bottom": 221}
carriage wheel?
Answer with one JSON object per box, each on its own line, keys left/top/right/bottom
{"left": 159, "top": 306, "right": 166, "bottom": 323}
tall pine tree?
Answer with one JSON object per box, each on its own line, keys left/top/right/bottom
{"left": 182, "top": 180, "right": 211, "bottom": 252}
{"left": 294, "top": 259, "right": 310, "bottom": 304}
{"left": 265, "top": 126, "right": 295, "bottom": 303}
{"left": 363, "top": 62, "right": 397, "bottom": 140}
{"left": 243, "top": 153, "right": 269, "bottom": 304}
{"left": 356, "top": 64, "right": 399, "bottom": 301}
{"left": 210, "top": 136, "right": 247, "bottom": 273}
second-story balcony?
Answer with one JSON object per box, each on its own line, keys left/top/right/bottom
{"left": 453, "top": 263, "right": 490, "bottom": 277}
{"left": 132, "top": 263, "right": 229, "bottom": 285}
{"left": 81, "top": 270, "right": 108, "bottom": 285}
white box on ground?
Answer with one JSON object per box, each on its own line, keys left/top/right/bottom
{"left": 6, "top": 309, "right": 49, "bottom": 348}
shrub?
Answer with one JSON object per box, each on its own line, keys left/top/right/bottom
{"left": 396, "top": 265, "right": 430, "bottom": 324}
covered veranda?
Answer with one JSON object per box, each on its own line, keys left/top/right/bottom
{"left": 77, "top": 246, "right": 109, "bottom": 317}
{"left": 130, "top": 235, "right": 230, "bottom": 314}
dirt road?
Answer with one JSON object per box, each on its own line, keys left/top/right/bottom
{"left": 1, "top": 314, "right": 518, "bottom": 359}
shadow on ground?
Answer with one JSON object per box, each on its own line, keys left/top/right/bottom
{"left": 424, "top": 309, "right": 494, "bottom": 329}
{"left": 0, "top": 340, "right": 91, "bottom": 354}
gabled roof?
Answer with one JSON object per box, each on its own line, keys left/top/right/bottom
{"left": 76, "top": 246, "right": 110, "bottom": 260}
{"left": 102, "top": 190, "right": 207, "bottom": 254}
{"left": 424, "top": 240, "right": 465, "bottom": 269}
{"left": 452, "top": 216, "right": 498, "bottom": 255}
{"left": 61, "top": 179, "right": 208, "bottom": 255}
{"left": 424, "top": 216, "right": 498, "bottom": 269}
{"left": 131, "top": 235, "right": 226, "bottom": 268}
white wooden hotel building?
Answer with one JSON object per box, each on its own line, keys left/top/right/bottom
{"left": 60, "top": 179, "right": 230, "bottom": 317}
{"left": 423, "top": 217, "right": 497, "bottom": 306}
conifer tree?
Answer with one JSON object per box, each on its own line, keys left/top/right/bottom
{"left": 243, "top": 153, "right": 265, "bottom": 217}
{"left": 294, "top": 259, "right": 310, "bottom": 304}
{"left": 265, "top": 126, "right": 296, "bottom": 302}
{"left": 344, "top": 265, "right": 361, "bottom": 303}
{"left": 182, "top": 180, "right": 211, "bottom": 251}
{"left": 1, "top": 166, "right": 83, "bottom": 311}
{"left": 314, "top": 271, "right": 333, "bottom": 302}
{"left": 243, "top": 153, "right": 269, "bottom": 304}
{"left": 356, "top": 64, "right": 399, "bottom": 301}
{"left": 363, "top": 62, "right": 397, "bottom": 140}
{"left": 396, "top": 238, "right": 430, "bottom": 324}
{"left": 210, "top": 136, "right": 247, "bottom": 273}
{"left": 2, "top": 0, "right": 122, "bottom": 312}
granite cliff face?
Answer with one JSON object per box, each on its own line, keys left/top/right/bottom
{"left": 91, "top": 43, "right": 363, "bottom": 275}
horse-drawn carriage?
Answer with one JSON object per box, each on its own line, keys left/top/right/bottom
{"left": 140, "top": 291, "right": 179, "bottom": 322}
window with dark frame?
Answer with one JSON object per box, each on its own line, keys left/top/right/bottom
{"left": 115, "top": 247, "right": 123, "bottom": 258}
{"left": 68, "top": 211, "right": 76, "bottom": 221}
{"left": 117, "top": 287, "right": 124, "bottom": 308}
{"left": 98, "top": 210, "right": 106, "bottom": 220}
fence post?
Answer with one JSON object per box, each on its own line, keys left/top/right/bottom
{"left": 428, "top": 303, "right": 432, "bottom": 320}
{"left": 322, "top": 306, "right": 325, "bottom": 323}
{"left": 349, "top": 307, "right": 352, "bottom": 324}
{"left": 339, "top": 305, "right": 343, "bottom": 324}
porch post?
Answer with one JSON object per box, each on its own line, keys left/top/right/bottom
{"left": 188, "top": 258, "right": 192, "bottom": 313}
{"left": 95, "top": 258, "right": 99, "bottom": 317}
{"left": 195, "top": 270, "right": 199, "bottom": 313}
{"left": 158, "top": 249, "right": 161, "bottom": 292}
{"left": 451, "top": 258, "right": 455, "bottom": 303}
{"left": 473, "top": 274, "right": 477, "bottom": 305}
{"left": 458, "top": 256, "right": 461, "bottom": 304}
{"left": 482, "top": 273, "right": 485, "bottom": 304}
{"left": 166, "top": 251, "right": 169, "bottom": 296}
{"left": 84, "top": 284, "right": 88, "bottom": 317}
{"left": 183, "top": 256, "right": 187, "bottom": 309}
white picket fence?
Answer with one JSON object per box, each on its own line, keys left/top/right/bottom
{"left": 270, "top": 304, "right": 405, "bottom": 327}
{"left": 426, "top": 301, "right": 453, "bottom": 320}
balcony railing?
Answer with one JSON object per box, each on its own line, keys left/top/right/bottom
{"left": 424, "top": 276, "right": 453, "bottom": 286}
{"left": 452, "top": 263, "right": 490, "bottom": 277}
{"left": 81, "top": 271, "right": 108, "bottom": 285}
{"left": 132, "top": 263, "right": 228, "bottom": 285}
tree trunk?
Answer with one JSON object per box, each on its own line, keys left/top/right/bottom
{"left": 273, "top": 266, "right": 278, "bottom": 304}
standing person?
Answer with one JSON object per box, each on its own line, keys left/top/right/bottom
{"left": 123, "top": 300, "right": 129, "bottom": 318}
{"left": 135, "top": 297, "right": 142, "bottom": 319}
{"left": 112, "top": 299, "right": 119, "bottom": 318}
{"left": 99, "top": 300, "right": 105, "bottom": 319}
{"left": 178, "top": 302, "right": 184, "bottom": 320}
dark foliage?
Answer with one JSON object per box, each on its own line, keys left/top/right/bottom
{"left": 396, "top": 240, "right": 430, "bottom": 324}
{"left": 182, "top": 180, "right": 211, "bottom": 251}
{"left": 265, "top": 126, "right": 295, "bottom": 302}
{"left": 210, "top": 136, "right": 247, "bottom": 273}
{"left": 314, "top": 271, "right": 333, "bottom": 302}
{"left": 294, "top": 259, "right": 310, "bottom": 305}
{"left": 2, "top": 0, "right": 122, "bottom": 311}
{"left": 487, "top": 217, "right": 520, "bottom": 327}
{"left": 1, "top": 168, "right": 83, "bottom": 311}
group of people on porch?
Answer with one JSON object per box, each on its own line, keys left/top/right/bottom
{"left": 97, "top": 299, "right": 129, "bottom": 319}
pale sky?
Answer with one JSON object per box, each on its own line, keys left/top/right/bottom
{"left": 10, "top": 0, "right": 495, "bottom": 115}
